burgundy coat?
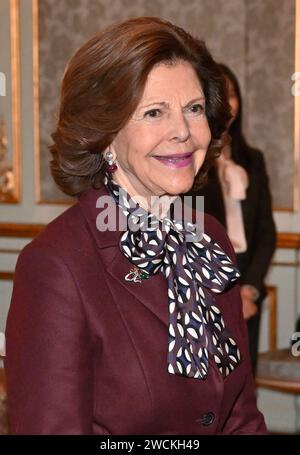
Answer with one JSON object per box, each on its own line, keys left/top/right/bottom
{"left": 5, "top": 185, "right": 266, "bottom": 435}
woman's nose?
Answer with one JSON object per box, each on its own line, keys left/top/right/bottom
{"left": 168, "top": 112, "right": 191, "bottom": 142}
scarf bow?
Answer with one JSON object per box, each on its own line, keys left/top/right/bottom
{"left": 105, "top": 176, "right": 242, "bottom": 379}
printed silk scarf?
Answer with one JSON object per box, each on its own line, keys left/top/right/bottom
{"left": 104, "top": 175, "right": 242, "bottom": 379}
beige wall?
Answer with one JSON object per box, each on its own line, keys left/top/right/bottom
{"left": 35, "top": 0, "right": 297, "bottom": 210}
{"left": 37, "top": 0, "right": 247, "bottom": 201}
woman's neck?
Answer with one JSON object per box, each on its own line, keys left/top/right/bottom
{"left": 112, "top": 171, "right": 176, "bottom": 220}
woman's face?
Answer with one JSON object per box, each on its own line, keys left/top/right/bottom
{"left": 226, "top": 77, "right": 239, "bottom": 128}
{"left": 111, "top": 61, "right": 211, "bottom": 199}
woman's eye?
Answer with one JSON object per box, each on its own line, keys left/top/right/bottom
{"left": 144, "top": 109, "right": 162, "bottom": 118}
{"left": 189, "top": 104, "right": 205, "bottom": 114}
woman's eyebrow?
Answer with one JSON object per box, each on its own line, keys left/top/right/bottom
{"left": 184, "top": 97, "right": 206, "bottom": 108}
{"left": 139, "top": 96, "right": 206, "bottom": 110}
{"left": 139, "top": 101, "right": 169, "bottom": 109}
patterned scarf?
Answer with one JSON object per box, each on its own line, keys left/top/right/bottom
{"left": 104, "top": 175, "right": 242, "bottom": 379}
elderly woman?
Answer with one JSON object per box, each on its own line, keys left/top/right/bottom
{"left": 5, "top": 17, "right": 266, "bottom": 435}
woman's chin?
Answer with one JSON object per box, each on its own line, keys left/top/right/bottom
{"left": 163, "top": 179, "right": 195, "bottom": 196}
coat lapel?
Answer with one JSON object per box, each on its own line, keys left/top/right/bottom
{"left": 78, "top": 184, "right": 169, "bottom": 327}
{"left": 105, "top": 247, "right": 169, "bottom": 326}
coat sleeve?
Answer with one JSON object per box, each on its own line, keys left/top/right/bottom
{"left": 241, "top": 151, "right": 276, "bottom": 292}
{"left": 5, "top": 241, "right": 94, "bottom": 434}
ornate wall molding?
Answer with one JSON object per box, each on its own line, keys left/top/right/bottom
{"left": 0, "top": 222, "right": 45, "bottom": 238}
{"left": 0, "top": 272, "right": 14, "bottom": 281}
{"left": 32, "top": 0, "right": 73, "bottom": 205}
{"left": 294, "top": 0, "right": 300, "bottom": 210}
{"left": 277, "top": 232, "right": 300, "bottom": 249}
{"left": 0, "top": 222, "right": 299, "bottom": 249}
{"left": 0, "top": 0, "right": 21, "bottom": 204}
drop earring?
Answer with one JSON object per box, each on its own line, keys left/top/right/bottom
{"left": 104, "top": 149, "right": 117, "bottom": 173}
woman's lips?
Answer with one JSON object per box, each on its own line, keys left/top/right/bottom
{"left": 153, "top": 152, "right": 193, "bottom": 168}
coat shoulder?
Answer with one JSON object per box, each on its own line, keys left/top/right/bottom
{"left": 20, "top": 202, "right": 88, "bottom": 260}
{"left": 247, "top": 147, "right": 266, "bottom": 169}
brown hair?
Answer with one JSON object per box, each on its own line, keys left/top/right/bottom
{"left": 50, "top": 16, "right": 230, "bottom": 196}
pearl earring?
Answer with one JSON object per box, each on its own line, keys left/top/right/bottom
{"left": 104, "top": 149, "right": 117, "bottom": 173}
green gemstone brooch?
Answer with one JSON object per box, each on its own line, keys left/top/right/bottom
{"left": 125, "top": 266, "right": 149, "bottom": 283}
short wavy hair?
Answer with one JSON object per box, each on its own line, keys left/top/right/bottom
{"left": 50, "top": 16, "right": 230, "bottom": 197}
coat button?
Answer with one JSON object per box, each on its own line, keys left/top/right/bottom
{"left": 199, "top": 411, "right": 215, "bottom": 426}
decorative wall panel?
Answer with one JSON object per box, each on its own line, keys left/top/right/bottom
{"left": 35, "top": 0, "right": 298, "bottom": 210}
{"left": 0, "top": 0, "right": 21, "bottom": 204}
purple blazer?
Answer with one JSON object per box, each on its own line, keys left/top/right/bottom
{"left": 5, "top": 184, "right": 266, "bottom": 434}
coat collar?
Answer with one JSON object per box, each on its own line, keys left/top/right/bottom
{"left": 78, "top": 184, "right": 122, "bottom": 248}
{"left": 78, "top": 184, "right": 169, "bottom": 326}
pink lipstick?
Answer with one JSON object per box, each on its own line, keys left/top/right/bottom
{"left": 154, "top": 152, "right": 193, "bottom": 168}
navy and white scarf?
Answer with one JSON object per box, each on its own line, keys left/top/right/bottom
{"left": 104, "top": 175, "right": 242, "bottom": 379}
